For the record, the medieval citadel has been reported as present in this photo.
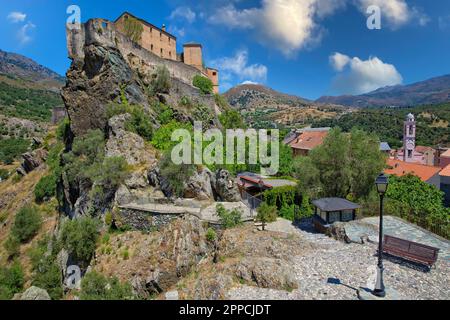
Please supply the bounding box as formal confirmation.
[67,12,219,94]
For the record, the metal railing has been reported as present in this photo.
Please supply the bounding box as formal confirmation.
[240,190,263,217]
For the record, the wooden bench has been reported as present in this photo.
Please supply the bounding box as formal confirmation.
[382,235,440,267]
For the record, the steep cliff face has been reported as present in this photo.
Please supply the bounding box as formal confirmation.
[62,19,220,137]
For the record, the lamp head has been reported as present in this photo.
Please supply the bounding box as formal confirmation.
[375,173,389,195]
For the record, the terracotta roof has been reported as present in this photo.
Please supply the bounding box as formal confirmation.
[385,159,441,182]
[415,146,435,154]
[289,130,328,151]
[439,164,450,177]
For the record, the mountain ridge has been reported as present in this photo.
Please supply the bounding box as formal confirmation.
[316,74,450,107]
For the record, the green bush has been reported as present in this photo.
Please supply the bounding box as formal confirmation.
[159,151,195,197]
[56,117,71,143]
[80,271,135,300]
[27,236,63,300]
[216,204,242,229]
[0,169,9,181]
[256,203,278,230]
[219,109,246,129]
[34,174,57,202]
[107,104,153,140]
[0,137,29,164]
[151,120,192,151]
[4,236,20,258]
[11,206,42,243]
[156,104,174,125]
[60,216,100,264]
[0,261,24,300]
[193,75,213,94]
[206,228,217,242]
[150,66,171,94]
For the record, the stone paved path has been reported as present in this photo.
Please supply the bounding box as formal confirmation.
[226,218,450,300]
[361,216,450,261]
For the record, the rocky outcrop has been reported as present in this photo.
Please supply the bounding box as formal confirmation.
[17,148,48,176]
[183,167,214,201]
[14,286,51,300]
[106,114,157,166]
[62,41,150,136]
[212,169,241,202]
[235,257,297,291]
[93,215,208,298]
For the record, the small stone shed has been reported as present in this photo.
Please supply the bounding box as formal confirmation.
[312,198,360,233]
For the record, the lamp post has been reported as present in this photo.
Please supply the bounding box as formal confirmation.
[374,173,389,297]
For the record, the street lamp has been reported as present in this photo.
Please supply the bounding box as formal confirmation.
[374,173,389,297]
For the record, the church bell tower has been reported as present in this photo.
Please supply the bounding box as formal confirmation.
[403,113,416,163]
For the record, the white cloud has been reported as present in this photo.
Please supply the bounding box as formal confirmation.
[330,52,351,71]
[439,15,450,30]
[18,22,36,44]
[211,50,268,82]
[169,6,196,23]
[7,11,26,23]
[208,0,345,56]
[168,25,186,38]
[356,0,428,28]
[329,53,403,95]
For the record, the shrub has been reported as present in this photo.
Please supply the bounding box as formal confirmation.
[151,120,192,151]
[193,75,213,94]
[80,271,135,300]
[219,109,246,129]
[256,203,278,231]
[278,205,296,221]
[34,174,57,202]
[11,206,42,243]
[216,204,242,229]
[298,195,314,219]
[56,117,71,143]
[156,104,174,125]
[4,236,20,258]
[0,169,9,181]
[28,236,63,300]
[60,216,100,264]
[0,138,29,164]
[150,66,171,94]
[104,211,113,227]
[159,151,196,197]
[0,261,24,300]
[125,106,153,140]
[205,228,217,242]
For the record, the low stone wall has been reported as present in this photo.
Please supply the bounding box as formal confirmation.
[118,208,180,232]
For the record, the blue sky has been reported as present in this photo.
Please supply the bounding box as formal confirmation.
[1,0,450,99]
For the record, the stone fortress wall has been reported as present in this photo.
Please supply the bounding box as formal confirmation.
[67,16,219,93]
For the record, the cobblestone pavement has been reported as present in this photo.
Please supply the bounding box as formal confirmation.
[226,218,450,300]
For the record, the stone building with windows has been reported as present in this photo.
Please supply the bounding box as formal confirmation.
[114,12,219,93]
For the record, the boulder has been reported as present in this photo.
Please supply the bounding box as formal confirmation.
[183,167,214,201]
[234,257,297,291]
[17,148,48,175]
[15,286,51,300]
[212,169,241,202]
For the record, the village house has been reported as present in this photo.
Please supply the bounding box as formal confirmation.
[283,128,330,156]
[114,12,219,93]
[385,158,442,188]
[439,165,450,207]
[438,148,450,169]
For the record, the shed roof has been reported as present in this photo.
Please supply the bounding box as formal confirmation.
[380,142,391,152]
[312,198,361,212]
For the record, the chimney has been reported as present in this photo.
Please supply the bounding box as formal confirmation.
[162,24,166,32]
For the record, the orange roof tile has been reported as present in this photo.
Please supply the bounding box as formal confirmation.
[385,159,441,182]
[289,131,328,151]
[439,164,450,177]
[415,146,435,154]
